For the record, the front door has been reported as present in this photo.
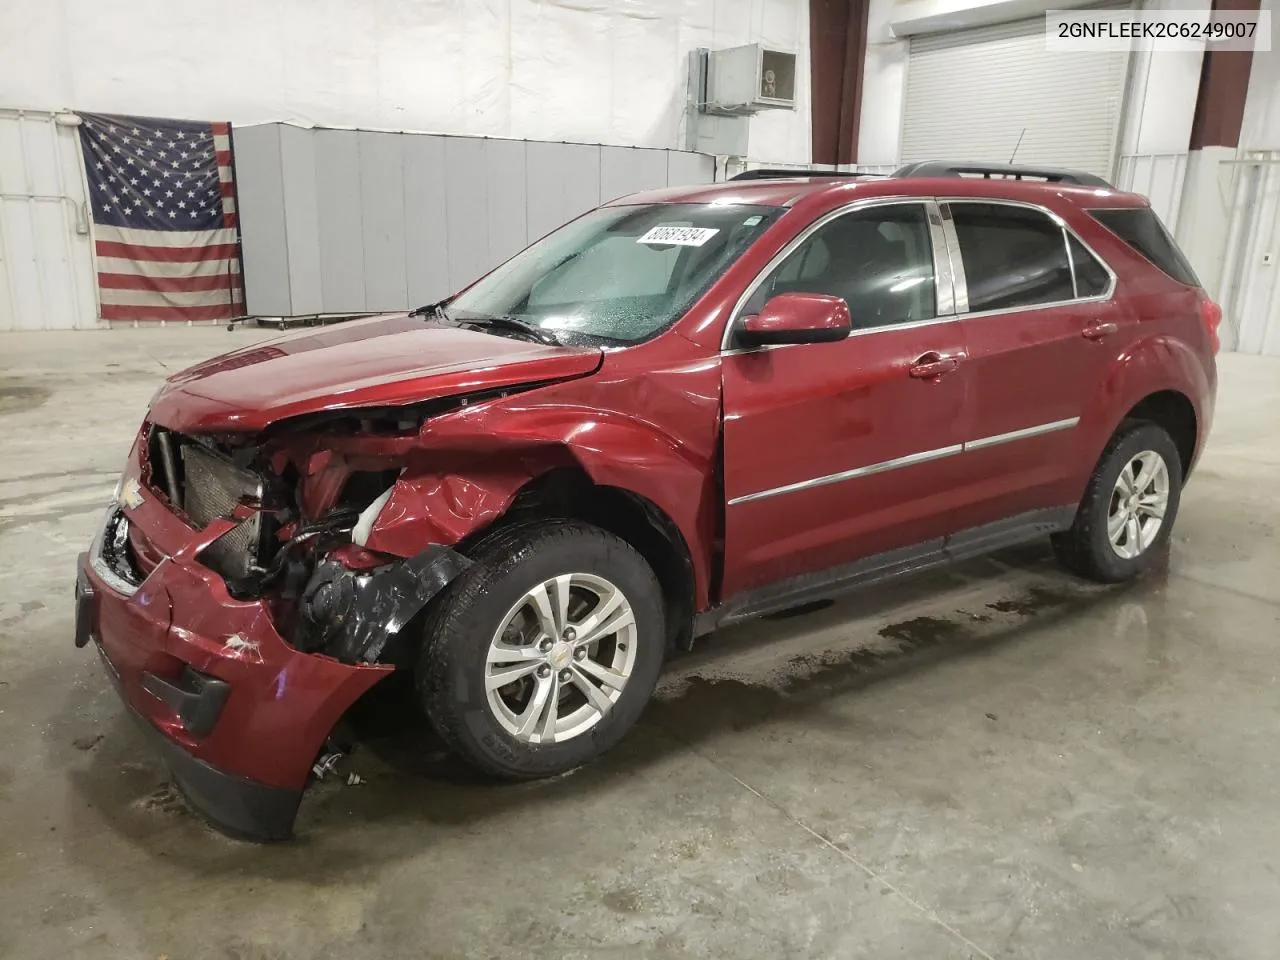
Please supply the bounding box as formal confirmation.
[720,200,970,598]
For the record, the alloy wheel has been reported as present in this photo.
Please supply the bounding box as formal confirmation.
[484,573,637,744]
[1107,449,1170,560]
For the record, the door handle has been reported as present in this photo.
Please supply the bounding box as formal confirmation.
[909,352,961,379]
[1082,320,1118,340]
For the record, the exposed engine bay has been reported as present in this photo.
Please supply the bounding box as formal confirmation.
[133,401,481,666]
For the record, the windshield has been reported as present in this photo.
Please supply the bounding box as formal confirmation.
[445,202,782,344]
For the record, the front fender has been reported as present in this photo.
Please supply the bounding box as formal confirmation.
[360,404,716,607]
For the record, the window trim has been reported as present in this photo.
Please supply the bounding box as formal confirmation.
[939,198,1117,319]
[720,197,955,353]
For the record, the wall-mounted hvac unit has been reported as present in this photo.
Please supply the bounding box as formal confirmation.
[699,44,797,116]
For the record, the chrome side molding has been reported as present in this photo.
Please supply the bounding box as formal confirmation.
[729,417,1081,506]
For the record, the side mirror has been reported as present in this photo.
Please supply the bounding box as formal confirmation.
[738,292,851,347]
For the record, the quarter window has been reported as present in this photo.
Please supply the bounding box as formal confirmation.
[742,204,937,331]
[1090,207,1199,286]
[949,203,1074,312]
[1068,235,1110,298]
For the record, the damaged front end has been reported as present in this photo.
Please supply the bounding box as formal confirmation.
[144,401,474,667]
[76,402,482,841]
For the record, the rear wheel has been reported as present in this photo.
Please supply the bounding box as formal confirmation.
[417,521,665,779]
[1053,421,1183,583]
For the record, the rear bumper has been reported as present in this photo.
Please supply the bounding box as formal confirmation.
[75,498,391,841]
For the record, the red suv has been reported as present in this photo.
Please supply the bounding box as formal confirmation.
[76,162,1219,840]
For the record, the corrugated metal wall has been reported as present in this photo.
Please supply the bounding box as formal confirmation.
[1115,153,1188,235]
[1217,153,1280,356]
[0,110,100,331]
[900,14,1130,182]
[234,125,717,317]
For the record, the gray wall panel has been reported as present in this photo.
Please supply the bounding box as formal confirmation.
[561,144,603,232]
[600,146,668,203]
[236,124,715,316]
[666,149,715,188]
[232,124,290,316]
[524,140,564,245]
[278,125,322,315]
[403,134,450,306]
[526,141,601,244]
[314,130,366,312]
[484,138,527,268]
[443,136,490,292]
[358,131,409,311]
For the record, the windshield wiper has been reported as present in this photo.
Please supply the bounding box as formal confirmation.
[461,315,561,346]
[409,297,452,320]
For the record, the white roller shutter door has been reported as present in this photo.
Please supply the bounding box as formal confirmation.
[900,12,1130,180]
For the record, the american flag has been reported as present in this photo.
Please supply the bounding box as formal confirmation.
[78,112,243,323]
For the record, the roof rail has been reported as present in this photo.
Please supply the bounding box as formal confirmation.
[893,160,1112,188]
[728,168,887,182]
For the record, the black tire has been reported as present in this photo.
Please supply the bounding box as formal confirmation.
[416,520,665,780]
[1052,420,1183,583]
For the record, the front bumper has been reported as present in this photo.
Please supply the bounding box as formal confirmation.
[76,495,392,841]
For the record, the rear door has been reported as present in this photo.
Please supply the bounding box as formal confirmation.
[719,200,970,597]
[943,200,1130,529]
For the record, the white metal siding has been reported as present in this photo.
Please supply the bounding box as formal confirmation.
[1116,153,1188,233]
[901,15,1130,180]
[1218,153,1280,356]
[0,110,100,331]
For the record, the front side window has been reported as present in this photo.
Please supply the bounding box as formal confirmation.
[949,203,1074,312]
[741,203,938,330]
[446,203,782,344]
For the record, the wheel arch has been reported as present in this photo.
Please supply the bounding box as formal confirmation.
[1079,334,1213,487]
[1120,389,1198,479]
[465,467,698,651]
[361,403,717,615]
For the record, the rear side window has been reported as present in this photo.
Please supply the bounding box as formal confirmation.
[948,203,1074,311]
[1068,235,1110,297]
[1090,207,1199,286]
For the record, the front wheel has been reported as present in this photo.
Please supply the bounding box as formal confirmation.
[417,521,665,780]
[1053,421,1183,583]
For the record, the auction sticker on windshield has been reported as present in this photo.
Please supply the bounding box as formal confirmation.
[637,225,720,246]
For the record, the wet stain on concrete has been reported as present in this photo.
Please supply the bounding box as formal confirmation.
[643,575,1118,753]
[0,380,51,417]
[39,892,97,928]
[601,885,645,914]
[134,782,195,819]
[877,615,969,646]
[986,585,1073,616]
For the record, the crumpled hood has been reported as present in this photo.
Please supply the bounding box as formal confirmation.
[147,313,603,433]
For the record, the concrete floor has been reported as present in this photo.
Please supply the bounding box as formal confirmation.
[1,327,1278,959]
